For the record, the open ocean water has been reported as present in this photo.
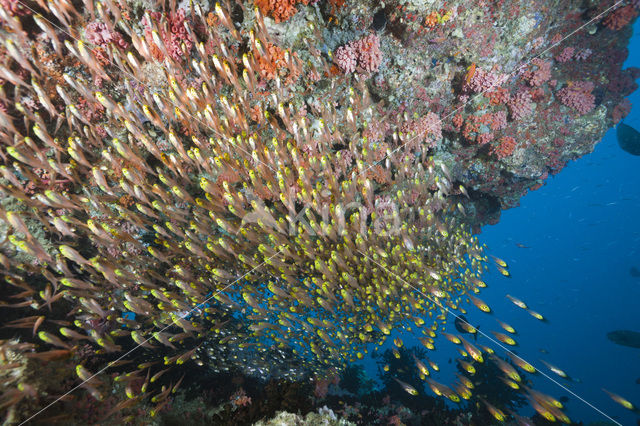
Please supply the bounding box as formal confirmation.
[359,18,640,426]
[479,19,640,425]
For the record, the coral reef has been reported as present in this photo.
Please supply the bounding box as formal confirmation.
[0,0,638,423]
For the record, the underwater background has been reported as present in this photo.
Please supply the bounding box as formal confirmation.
[1,0,640,425]
[478,22,640,425]
[353,20,640,425]
[358,49,640,421]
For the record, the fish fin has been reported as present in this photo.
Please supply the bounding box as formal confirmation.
[473,325,480,341]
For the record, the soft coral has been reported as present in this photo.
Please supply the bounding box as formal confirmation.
[254,0,311,23]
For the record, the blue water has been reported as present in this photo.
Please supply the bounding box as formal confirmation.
[357,20,640,425]
[477,23,640,424]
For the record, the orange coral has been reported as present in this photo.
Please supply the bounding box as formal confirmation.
[424,11,439,27]
[486,87,509,106]
[255,42,301,86]
[493,136,517,159]
[254,0,310,23]
[118,195,135,208]
[328,0,345,17]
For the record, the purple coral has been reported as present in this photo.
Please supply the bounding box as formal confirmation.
[612,98,632,124]
[555,47,575,63]
[574,49,592,61]
[603,5,638,30]
[557,81,595,115]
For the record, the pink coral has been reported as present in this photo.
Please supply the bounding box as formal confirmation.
[85,21,128,49]
[555,47,575,63]
[487,87,510,105]
[334,34,383,74]
[508,90,534,120]
[401,112,442,148]
[334,44,357,74]
[142,9,193,62]
[355,34,383,73]
[464,67,509,94]
[557,81,595,115]
[490,110,508,131]
[522,58,552,87]
[477,132,494,145]
[363,119,389,143]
